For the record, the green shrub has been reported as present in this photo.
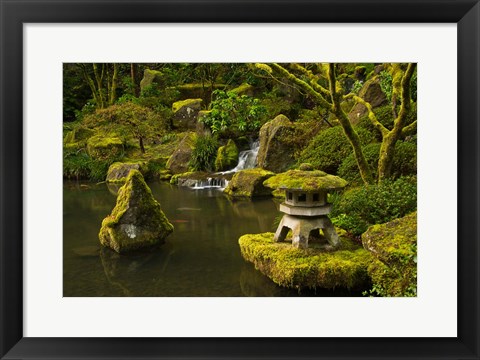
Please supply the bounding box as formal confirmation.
[201,90,267,135]
[63,148,119,182]
[338,141,417,184]
[297,126,376,174]
[356,102,416,141]
[189,135,219,171]
[331,176,417,236]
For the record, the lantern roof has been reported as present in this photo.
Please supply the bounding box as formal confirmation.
[263,170,348,192]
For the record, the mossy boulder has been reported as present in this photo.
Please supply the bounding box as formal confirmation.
[362,212,417,296]
[348,77,388,124]
[230,83,255,97]
[172,98,203,130]
[239,232,372,290]
[170,171,208,187]
[106,162,142,183]
[263,169,348,192]
[224,168,274,198]
[87,135,124,160]
[257,114,298,173]
[140,69,164,92]
[166,132,197,174]
[64,125,94,144]
[215,139,239,172]
[99,170,173,253]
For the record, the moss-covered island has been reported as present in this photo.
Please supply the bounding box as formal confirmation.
[239,232,372,290]
[99,170,174,253]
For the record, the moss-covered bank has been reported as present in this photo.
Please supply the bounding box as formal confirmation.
[362,212,417,296]
[239,232,372,290]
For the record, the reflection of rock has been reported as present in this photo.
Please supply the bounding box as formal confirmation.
[99,246,175,297]
[99,170,174,253]
[106,182,123,196]
[239,262,292,296]
[72,245,100,257]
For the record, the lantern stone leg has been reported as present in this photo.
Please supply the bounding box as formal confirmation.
[321,217,340,248]
[273,214,341,250]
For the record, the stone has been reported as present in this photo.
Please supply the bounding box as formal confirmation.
[86,134,124,160]
[172,98,203,130]
[106,162,141,182]
[362,212,417,296]
[224,168,274,198]
[238,232,372,290]
[274,214,340,249]
[140,69,164,92]
[256,114,297,172]
[348,77,388,124]
[215,139,239,172]
[99,170,173,253]
[229,83,255,97]
[166,132,196,174]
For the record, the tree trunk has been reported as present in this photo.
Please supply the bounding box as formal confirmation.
[130,63,140,97]
[139,137,145,154]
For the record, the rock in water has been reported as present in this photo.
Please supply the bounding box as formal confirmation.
[99,170,174,253]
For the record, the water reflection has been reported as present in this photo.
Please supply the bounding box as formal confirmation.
[63,180,352,297]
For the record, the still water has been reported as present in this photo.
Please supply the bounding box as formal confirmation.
[63,181,353,297]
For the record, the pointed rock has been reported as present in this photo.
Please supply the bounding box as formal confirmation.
[99,170,173,253]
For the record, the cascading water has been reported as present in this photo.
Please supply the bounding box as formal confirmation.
[220,139,260,174]
[190,139,260,190]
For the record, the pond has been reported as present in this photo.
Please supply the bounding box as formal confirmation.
[63,180,356,297]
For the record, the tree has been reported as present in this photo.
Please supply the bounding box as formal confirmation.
[79,63,120,109]
[256,62,416,184]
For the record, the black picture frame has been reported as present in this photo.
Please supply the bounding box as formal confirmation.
[1,1,479,359]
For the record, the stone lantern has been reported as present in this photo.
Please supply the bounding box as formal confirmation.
[263,169,348,249]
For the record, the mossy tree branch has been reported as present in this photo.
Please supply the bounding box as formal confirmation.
[344,93,389,137]
[377,63,417,181]
[268,63,332,109]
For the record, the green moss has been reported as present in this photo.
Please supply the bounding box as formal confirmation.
[172,98,203,113]
[105,162,143,183]
[87,134,124,160]
[239,233,372,290]
[263,170,348,192]
[215,139,239,171]
[99,170,174,253]
[224,168,274,198]
[362,212,417,297]
[297,126,376,174]
[338,142,417,185]
[229,83,254,96]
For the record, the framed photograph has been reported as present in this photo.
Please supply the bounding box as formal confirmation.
[1,0,479,359]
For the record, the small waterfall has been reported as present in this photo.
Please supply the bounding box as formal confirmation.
[220,139,260,175]
[189,139,259,190]
[192,177,229,190]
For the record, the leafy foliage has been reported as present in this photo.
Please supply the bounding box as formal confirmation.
[297,126,377,174]
[189,135,219,171]
[201,90,267,135]
[331,176,417,236]
[338,141,417,184]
